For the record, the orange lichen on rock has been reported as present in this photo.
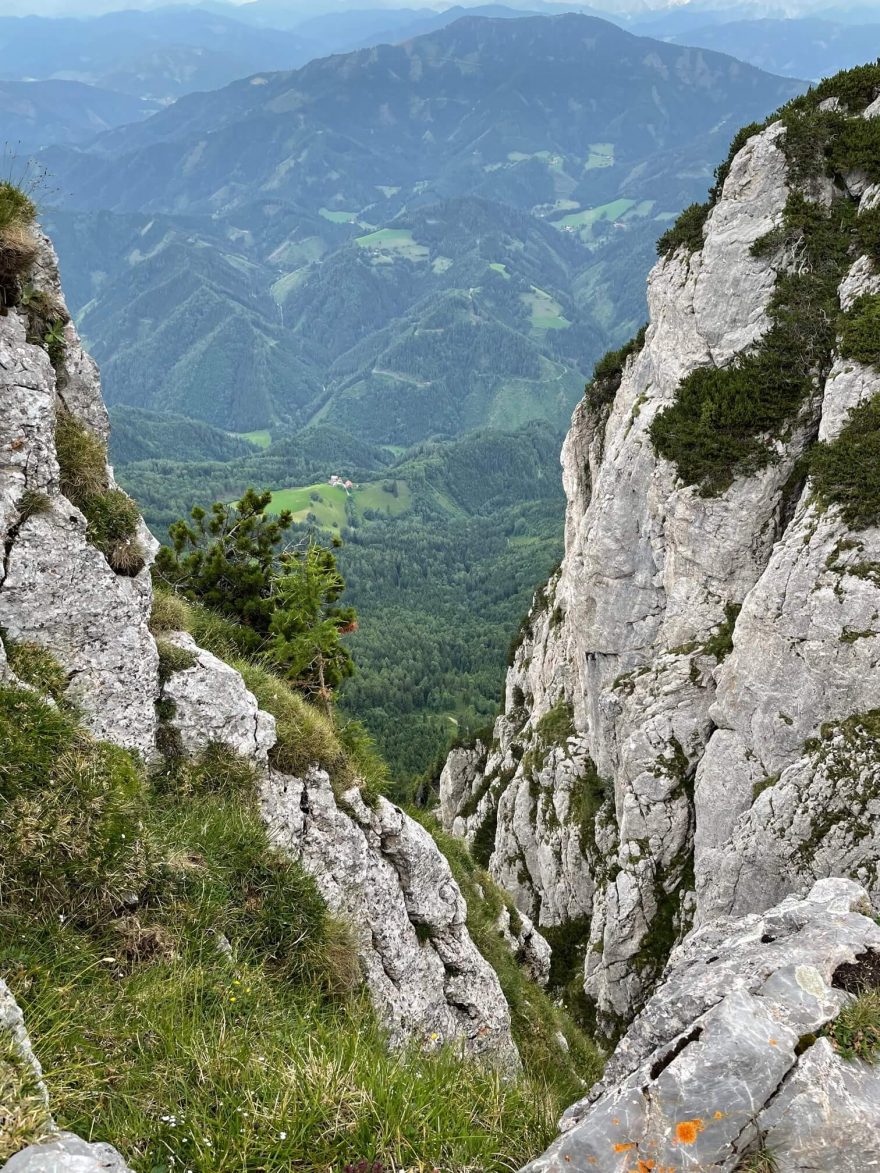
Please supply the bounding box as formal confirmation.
[674,1118,704,1145]
[713,1111,727,1120]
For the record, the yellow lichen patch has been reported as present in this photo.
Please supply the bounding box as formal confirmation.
[713,1110,727,1120]
[674,1118,704,1145]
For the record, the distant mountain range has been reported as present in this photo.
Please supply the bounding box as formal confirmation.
[663,16,880,80]
[44,13,802,439]
[0,8,316,101]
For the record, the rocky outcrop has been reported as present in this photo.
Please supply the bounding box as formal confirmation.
[3,1134,135,1173]
[441,90,880,1038]
[0,234,158,757]
[261,766,519,1066]
[161,631,276,763]
[522,879,880,1173]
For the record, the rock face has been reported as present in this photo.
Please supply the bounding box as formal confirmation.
[440,98,880,1038]
[162,632,276,763]
[521,879,880,1173]
[0,234,158,757]
[3,1134,135,1173]
[261,766,519,1066]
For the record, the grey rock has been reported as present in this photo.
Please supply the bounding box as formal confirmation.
[441,120,800,1030]
[496,904,552,987]
[521,879,880,1173]
[0,980,49,1113]
[0,508,158,757]
[0,232,159,757]
[2,1134,133,1173]
[261,766,519,1067]
[162,631,276,764]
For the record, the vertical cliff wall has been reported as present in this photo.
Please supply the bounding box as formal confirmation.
[441,70,880,1038]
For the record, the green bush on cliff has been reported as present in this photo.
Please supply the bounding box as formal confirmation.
[810,393,880,529]
[839,294,880,368]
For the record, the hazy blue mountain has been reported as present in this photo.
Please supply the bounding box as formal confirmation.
[42,14,801,439]
[0,79,152,152]
[0,8,317,101]
[665,17,880,80]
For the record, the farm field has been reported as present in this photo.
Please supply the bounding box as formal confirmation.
[266,478,412,530]
[355,228,429,262]
[522,285,570,330]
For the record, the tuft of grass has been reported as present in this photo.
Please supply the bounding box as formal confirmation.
[2,636,67,703]
[155,638,196,686]
[55,411,106,503]
[148,586,192,635]
[0,693,560,1172]
[825,987,880,1063]
[0,182,35,234]
[810,393,880,529]
[235,659,352,788]
[736,1143,780,1172]
[0,1033,52,1162]
[54,413,145,576]
[15,489,51,524]
[702,603,742,661]
[0,182,37,307]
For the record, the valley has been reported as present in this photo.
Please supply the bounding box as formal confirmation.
[34,11,805,780]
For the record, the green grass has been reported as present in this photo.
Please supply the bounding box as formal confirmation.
[264,480,412,530]
[234,429,272,449]
[825,988,880,1063]
[522,287,570,331]
[552,199,636,239]
[55,412,145,575]
[583,143,614,171]
[354,228,428,262]
[0,677,569,1172]
[318,208,360,224]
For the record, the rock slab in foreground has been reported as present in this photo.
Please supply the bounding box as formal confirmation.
[262,766,519,1067]
[521,878,880,1173]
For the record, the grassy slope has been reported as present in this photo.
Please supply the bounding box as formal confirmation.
[266,480,412,529]
[0,601,602,1171]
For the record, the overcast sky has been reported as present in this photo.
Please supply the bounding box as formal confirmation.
[1,0,880,19]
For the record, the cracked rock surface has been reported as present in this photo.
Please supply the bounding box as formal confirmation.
[162,631,276,764]
[521,879,880,1173]
[0,233,158,757]
[261,766,519,1066]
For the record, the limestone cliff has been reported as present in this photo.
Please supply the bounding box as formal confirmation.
[441,70,880,1042]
